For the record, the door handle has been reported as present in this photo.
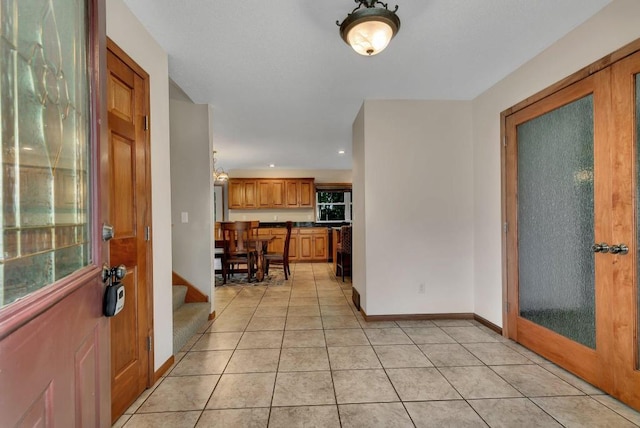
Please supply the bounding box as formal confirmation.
[592,243,609,253]
[609,244,629,255]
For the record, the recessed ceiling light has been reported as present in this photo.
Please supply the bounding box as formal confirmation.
[23,146,33,151]
[269,164,275,168]
[338,150,345,155]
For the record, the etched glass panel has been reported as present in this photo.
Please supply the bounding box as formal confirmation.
[517,95,596,349]
[0,0,90,307]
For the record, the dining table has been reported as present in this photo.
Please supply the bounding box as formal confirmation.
[215,235,275,282]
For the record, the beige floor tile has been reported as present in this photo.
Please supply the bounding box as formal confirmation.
[439,366,522,399]
[191,332,242,351]
[405,401,488,428]
[112,414,130,428]
[441,327,500,343]
[463,343,532,365]
[246,316,286,331]
[195,408,269,428]
[532,396,638,427]
[207,372,276,409]
[124,377,162,414]
[395,320,436,328]
[502,341,550,364]
[269,405,340,428]
[272,371,336,406]
[317,290,345,298]
[319,297,349,305]
[287,305,321,316]
[328,345,382,370]
[324,329,369,347]
[322,315,361,329]
[290,290,318,298]
[279,347,330,371]
[402,327,456,344]
[197,320,214,334]
[592,395,640,425]
[374,345,433,368]
[237,331,284,349]
[339,403,414,428]
[419,343,483,367]
[179,334,202,352]
[282,329,326,348]
[539,363,603,395]
[252,306,288,317]
[169,350,232,376]
[332,369,399,404]
[139,375,220,412]
[123,411,201,428]
[492,365,583,397]
[320,305,355,316]
[469,398,561,427]
[364,328,412,345]
[386,367,461,401]
[285,315,323,330]
[289,297,319,306]
[432,319,475,327]
[257,298,290,308]
[208,318,250,333]
[358,320,399,329]
[225,348,280,373]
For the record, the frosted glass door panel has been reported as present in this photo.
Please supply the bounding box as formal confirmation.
[0,0,90,307]
[517,95,596,349]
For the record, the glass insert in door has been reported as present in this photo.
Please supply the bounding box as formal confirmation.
[517,95,596,348]
[0,0,91,307]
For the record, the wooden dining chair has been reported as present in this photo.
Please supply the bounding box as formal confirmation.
[220,221,255,284]
[265,221,293,280]
[336,225,352,282]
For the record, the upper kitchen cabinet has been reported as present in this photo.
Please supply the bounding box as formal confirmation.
[228,179,257,209]
[258,180,285,208]
[230,178,314,209]
[285,179,314,208]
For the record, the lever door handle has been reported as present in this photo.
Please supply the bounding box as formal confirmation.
[592,243,609,253]
[609,244,629,255]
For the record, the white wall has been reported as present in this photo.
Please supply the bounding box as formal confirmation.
[354,100,474,315]
[227,169,352,223]
[352,106,366,306]
[106,0,173,370]
[170,100,213,308]
[471,0,640,326]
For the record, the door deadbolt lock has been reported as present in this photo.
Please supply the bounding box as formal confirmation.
[592,243,609,253]
[102,264,127,283]
[609,244,629,255]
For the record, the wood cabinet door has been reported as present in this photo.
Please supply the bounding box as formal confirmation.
[299,235,313,260]
[258,181,272,208]
[285,180,299,207]
[243,181,257,208]
[272,180,285,208]
[228,180,244,209]
[299,179,314,208]
[313,233,327,259]
[289,234,299,261]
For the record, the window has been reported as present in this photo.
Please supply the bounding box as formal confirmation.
[316,190,352,223]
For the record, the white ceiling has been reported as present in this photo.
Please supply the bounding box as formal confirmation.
[121,0,611,171]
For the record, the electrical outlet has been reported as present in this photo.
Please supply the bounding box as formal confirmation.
[274,215,278,220]
[418,283,426,294]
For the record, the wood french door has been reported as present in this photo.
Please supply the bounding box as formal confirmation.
[106,40,153,422]
[0,0,111,425]
[504,45,640,410]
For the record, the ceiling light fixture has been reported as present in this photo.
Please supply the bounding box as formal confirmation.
[337,0,401,56]
[269,164,275,168]
[213,150,229,182]
[338,150,346,155]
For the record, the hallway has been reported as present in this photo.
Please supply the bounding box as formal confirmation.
[114,264,640,427]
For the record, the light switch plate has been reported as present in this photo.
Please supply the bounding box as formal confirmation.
[181,212,188,223]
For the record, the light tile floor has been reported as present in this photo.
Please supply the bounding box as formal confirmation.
[114,263,640,427]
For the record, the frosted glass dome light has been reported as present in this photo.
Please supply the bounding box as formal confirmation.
[338,1,400,56]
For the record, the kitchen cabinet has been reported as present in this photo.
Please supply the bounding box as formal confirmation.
[228,179,257,209]
[230,178,314,209]
[257,227,327,262]
[258,180,285,208]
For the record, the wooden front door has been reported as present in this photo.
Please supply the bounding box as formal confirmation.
[107,40,153,422]
[0,0,111,425]
[504,46,640,410]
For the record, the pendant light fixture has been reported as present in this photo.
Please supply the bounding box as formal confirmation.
[213,151,229,182]
[337,0,401,56]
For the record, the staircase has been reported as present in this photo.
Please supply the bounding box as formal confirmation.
[172,285,210,353]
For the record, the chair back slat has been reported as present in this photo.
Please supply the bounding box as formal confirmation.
[340,225,352,254]
[221,221,252,255]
